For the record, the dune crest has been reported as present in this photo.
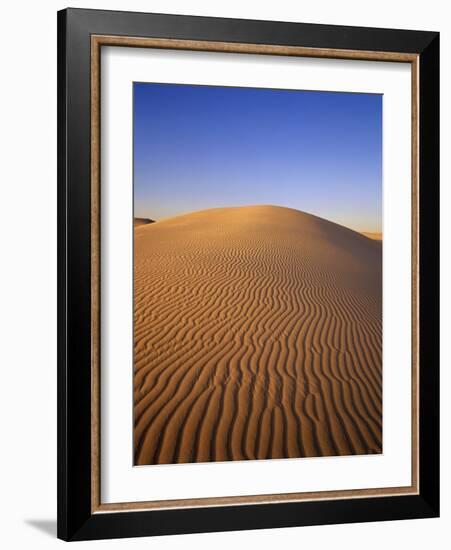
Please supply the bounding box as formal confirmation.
[134,205,382,465]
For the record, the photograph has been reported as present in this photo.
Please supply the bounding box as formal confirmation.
[132,82,383,466]
[53,5,440,542]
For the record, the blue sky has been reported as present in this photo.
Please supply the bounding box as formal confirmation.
[134,83,382,232]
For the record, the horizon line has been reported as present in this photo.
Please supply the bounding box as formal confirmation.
[134,204,383,236]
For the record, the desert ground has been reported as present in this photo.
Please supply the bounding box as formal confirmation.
[134,205,382,465]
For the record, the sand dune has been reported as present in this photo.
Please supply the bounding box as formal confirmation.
[134,205,382,465]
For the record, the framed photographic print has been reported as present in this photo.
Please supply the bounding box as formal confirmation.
[57,8,439,541]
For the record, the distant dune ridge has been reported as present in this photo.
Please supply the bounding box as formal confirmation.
[362,232,382,241]
[134,205,382,465]
[134,217,154,227]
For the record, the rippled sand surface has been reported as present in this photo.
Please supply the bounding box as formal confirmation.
[134,206,382,465]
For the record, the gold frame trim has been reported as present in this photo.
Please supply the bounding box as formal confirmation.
[90,35,420,514]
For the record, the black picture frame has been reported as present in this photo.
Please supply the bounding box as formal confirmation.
[57,7,439,541]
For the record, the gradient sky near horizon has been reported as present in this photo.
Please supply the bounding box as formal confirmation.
[134,83,382,232]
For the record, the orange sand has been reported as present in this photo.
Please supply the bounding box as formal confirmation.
[134,206,382,465]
